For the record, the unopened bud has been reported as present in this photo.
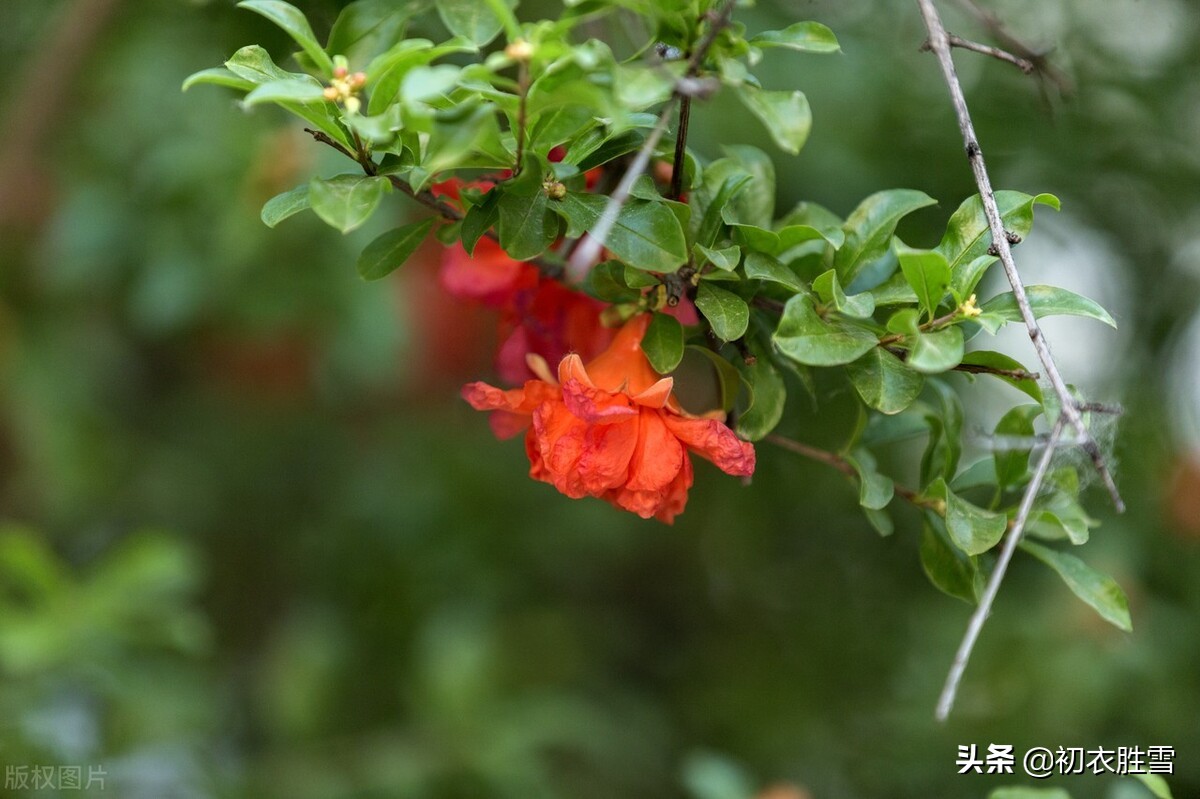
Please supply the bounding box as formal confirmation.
[543,180,567,200]
[505,39,534,62]
[350,71,367,88]
[344,96,361,115]
[333,64,348,79]
[959,293,981,318]
[323,86,340,101]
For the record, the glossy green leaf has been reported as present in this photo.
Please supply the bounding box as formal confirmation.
[238,1,334,75]
[586,261,639,303]
[750,21,841,54]
[744,252,804,292]
[938,191,1060,296]
[1021,541,1132,632]
[813,269,875,318]
[922,379,963,482]
[835,189,937,287]
[898,247,951,321]
[552,193,688,273]
[696,284,749,342]
[927,478,1007,556]
[737,88,812,155]
[182,67,255,93]
[498,187,556,261]
[641,312,685,374]
[959,350,1043,402]
[736,360,785,441]
[847,449,894,510]
[980,285,1117,329]
[712,146,775,227]
[695,244,741,272]
[308,175,389,234]
[357,217,434,280]
[773,295,878,366]
[225,46,353,149]
[326,0,419,68]
[993,405,1041,488]
[908,327,964,374]
[436,0,514,46]
[243,78,327,106]
[260,185,311,228]
[460,188,500,254]
[847,348,924,415]
[920,516,981,604]
[869,271,919,306]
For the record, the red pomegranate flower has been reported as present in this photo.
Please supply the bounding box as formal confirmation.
[462,314,755,523]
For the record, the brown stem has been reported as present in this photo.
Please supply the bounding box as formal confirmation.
[670,95,691,200]
[922,33,1034,74]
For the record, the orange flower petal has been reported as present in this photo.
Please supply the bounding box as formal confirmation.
[663,415,756,477]
[561,379,638,425]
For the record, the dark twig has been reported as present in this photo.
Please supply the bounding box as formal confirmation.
[955,0,1073,96]
[936,415,1066,720]
[922,33,1034,74]
[670,95,692,200]
[566,0,736,282]
[766,435,928,508]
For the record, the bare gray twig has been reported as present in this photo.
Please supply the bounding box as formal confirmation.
[925,33,1034,73]
[565,0,736,282]
[936,415,1066,720]
[916,0,1124,722]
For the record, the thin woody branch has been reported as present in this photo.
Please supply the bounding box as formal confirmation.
[303,128,565,279]
[766,434,929,509]
[935,414,1066,720]
[921,33,1034,74]
[915,0,1124,721]
[955,0,1072,95]
[566,0,735,282]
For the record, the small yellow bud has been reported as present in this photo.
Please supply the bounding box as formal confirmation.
[543,180,567,200]
[505,39,534,62]
[344,95,361,115]
[960,293,981,318]
[323,86,340,101]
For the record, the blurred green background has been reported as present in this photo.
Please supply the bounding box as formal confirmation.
[1,0,1198,797]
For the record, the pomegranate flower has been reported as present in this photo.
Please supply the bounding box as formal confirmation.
[462,314,755,523]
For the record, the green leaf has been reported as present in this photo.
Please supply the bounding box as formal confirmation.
[641,313,684,373]
[243,78,327,106]
[993,405,1041,488]
[260,185,311,228]
[687,347,741,413]
[357,217,434,280]
[238,0,335,76]
[737,88,812,155]
[1021,541,1133,632]
[1133,774,1174,799]
[813,269,875,318]
[744,252,804,292]
[713,146,775,226]
[835,189,937,287]
[921,380,963,482]
[927,479,1007,556]
[897,247,951,321]
[736,359,785,441]
[695,284,749,342]
[308,175,389,233]
[182,67,255,93]
[225,46,353,149]
[694,174,752,246]
[750,21,841,54]
[979,285,1117,329]
[773,295,878,367]
[920,516,981,604]
[988,789,1072,799]
[959,350,1043,402]
[552,193,688,273]
[847,348,924,415]
[436,0,514,46]
[585,261,639,303]
[847,449,894,510]
[695,244,741,272]
[498,188,556,261]
[326,0,419,68]
[908,327,964,374]
[937,192,1060,296]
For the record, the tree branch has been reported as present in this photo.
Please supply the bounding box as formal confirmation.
[766,434,929,509]
[565,0,736,282]
[670,95,691,200]
[935,414,1066,721]
[955,0,1073,96]
[922,33,1034,74]
[915,0,1123,515]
